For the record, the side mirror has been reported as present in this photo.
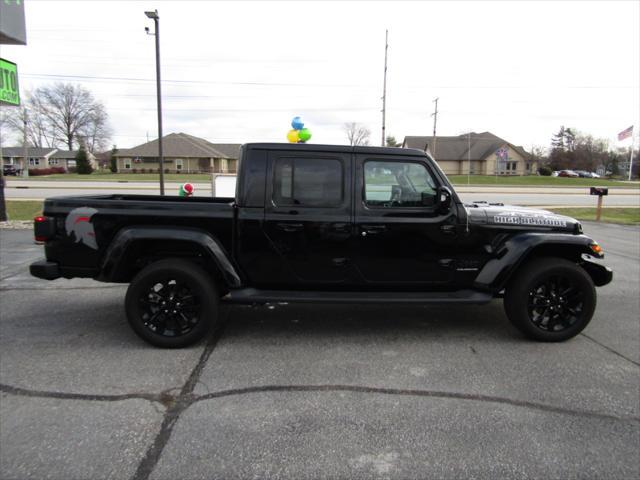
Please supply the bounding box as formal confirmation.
[437,186,452,211]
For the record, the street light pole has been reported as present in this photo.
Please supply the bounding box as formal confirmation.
[145,9,164,195]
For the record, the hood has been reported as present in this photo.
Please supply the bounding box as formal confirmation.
[465,202,580,233]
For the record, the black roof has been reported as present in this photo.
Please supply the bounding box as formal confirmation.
[244,143,427,157]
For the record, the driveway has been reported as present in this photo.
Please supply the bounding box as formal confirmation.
[1,223,638,479]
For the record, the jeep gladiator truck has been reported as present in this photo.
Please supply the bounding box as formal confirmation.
[30,143,613,347]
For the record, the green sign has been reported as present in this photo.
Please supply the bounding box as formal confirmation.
[0,58,20,106]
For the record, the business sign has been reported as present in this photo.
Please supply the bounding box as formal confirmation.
[0,58,20,106]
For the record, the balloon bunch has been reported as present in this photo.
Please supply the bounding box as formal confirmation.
[179,182,194,197]
[287,116,312,143]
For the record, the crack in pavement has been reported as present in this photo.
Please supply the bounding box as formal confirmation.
[131,320,228,480]
[580,332,640,367]
[0,383,172,406]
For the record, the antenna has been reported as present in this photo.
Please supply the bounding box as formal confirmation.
[381,29,388,147]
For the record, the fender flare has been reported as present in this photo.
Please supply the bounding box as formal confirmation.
[473,232,601,292]
[98,226,243,287]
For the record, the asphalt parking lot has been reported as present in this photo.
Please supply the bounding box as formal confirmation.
[1,222,638,480]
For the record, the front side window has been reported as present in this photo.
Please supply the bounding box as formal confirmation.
[29,158,40,166]
[274,157,343,207]
[175,159,184,171]
[124,159,131,170]
[364,160,437,208]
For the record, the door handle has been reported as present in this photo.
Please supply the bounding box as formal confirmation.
[360,225,387,236]
[276,222,303,232]
[331,223,351,233]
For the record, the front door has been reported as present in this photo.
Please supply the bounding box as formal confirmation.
[352,154,458,286]
[262,150,356,286]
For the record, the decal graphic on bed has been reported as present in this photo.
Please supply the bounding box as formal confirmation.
[65,207,99,249]
[493,211,567,227]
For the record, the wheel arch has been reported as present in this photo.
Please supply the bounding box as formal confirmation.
[474,233,602,292]
[98,226,243,290]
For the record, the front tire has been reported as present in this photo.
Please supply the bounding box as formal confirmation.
[125,259,219,348]
[504,257,596,342]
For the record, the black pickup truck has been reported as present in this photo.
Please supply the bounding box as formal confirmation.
[31,143,612,347]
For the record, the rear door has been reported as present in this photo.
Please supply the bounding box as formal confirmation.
[262,150,356,286]
[352,154,458,286]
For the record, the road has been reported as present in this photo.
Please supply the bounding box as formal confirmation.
[4,180,640,207]
[0,223,638,479]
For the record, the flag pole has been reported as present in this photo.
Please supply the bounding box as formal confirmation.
[629,129,635,181]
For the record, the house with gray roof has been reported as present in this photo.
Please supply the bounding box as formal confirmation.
[2,147,97,172]
[48,150,98,170]
[402,132,535,175]
[113,133,241,174]
[2,147,56,172]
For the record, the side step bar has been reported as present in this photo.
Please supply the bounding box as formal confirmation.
[223,288,494,305]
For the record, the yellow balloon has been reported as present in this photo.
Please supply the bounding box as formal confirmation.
[287,129,300,143]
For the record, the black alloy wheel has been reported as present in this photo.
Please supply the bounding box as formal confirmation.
[139,278,201,337]
[504,257,596,342]
[125,259,218,348]
[526,274,585,333]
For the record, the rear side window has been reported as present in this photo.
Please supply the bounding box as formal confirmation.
[274,157,343,207]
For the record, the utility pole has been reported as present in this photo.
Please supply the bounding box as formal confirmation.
[381,29,388,147]
[145,10,164,195]
[0,143,5,222]
[629,132,635,181]
[431,97,439,158]
[467,130,471,185]
[22,108,29,178]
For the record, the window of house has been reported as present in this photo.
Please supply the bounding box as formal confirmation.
[124,159,132,170]
[273,157,343,207]
[175,159,184,171]
[48,158,59,165]
[364,161,437,208]
[29,158,40,166]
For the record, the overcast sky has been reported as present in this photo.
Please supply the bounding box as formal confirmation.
[1,0,639,151]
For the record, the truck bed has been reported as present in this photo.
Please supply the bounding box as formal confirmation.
[41,194,236,277]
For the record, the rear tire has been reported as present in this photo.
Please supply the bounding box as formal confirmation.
[125,258,219,348]
[504,257,596,342]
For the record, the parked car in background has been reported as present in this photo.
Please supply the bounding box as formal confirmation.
[576,171,600,178]
[558,170,579,178]
[2,164,19,176]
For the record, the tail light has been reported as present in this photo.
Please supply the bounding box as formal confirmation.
[34,215,56,244]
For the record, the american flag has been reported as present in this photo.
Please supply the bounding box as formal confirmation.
[618,126,633,141]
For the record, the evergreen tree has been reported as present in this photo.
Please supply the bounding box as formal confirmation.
[385,136,401,147]
[109,145,118,173]
[76,146,93,174]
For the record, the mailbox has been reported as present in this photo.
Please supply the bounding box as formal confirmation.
[590,187,608,196]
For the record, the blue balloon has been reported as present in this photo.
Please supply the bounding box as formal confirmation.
[291,116,304,130]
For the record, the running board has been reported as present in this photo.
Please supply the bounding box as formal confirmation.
[222,288,493,305]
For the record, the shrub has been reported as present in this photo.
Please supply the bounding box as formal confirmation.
[164,168,170,174]
[76,147,93,174]
[132,168,138,174]
[538,166,553,176]
[68,167,77,173]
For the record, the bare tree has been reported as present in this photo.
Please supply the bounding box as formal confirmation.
[344,122,371,146]
[3,107,57,148]
[78,103,112,153]
[24,83,111,152]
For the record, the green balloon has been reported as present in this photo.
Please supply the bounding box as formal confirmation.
[298,128,312,142]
